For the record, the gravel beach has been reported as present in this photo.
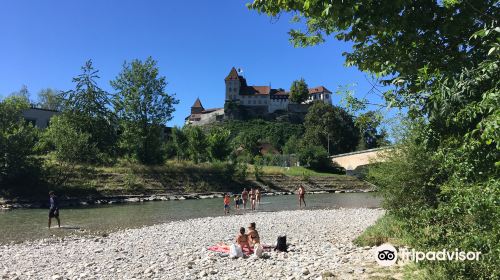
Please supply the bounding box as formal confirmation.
[0,208,384,280]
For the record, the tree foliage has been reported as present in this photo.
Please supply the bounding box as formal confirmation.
[0,97,39,192]
[184,126,207,164]
[171,126,189,161]
[355,111,389,150]
[304,102,359,155]
[10,85,31,104]
[206,127,232,161]
[62,60,117,160]
[248,0,498,114]
[111,57,178,164]
[289,78,309,103]
[42,115,98,164]
[37,88,64,111]
[249,2,499,278]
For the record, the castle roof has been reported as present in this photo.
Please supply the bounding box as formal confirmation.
[225,67,240,81]
[308,86,332,94]
[191,98,204,109]
[240,85,270,95]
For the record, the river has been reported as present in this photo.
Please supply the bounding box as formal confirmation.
[0,192,380,244]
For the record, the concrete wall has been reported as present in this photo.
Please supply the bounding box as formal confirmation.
[268,98,288,113]
[330,147,391,171]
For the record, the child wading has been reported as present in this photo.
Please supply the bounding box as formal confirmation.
[224,193,231,215]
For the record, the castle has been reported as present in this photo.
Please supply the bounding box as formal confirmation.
[186,67,332,125]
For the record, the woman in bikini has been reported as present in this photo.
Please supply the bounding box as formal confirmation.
[298,185,306,208]
[256,188,261,205]
[250,188,256,211]
[247,222,260,245]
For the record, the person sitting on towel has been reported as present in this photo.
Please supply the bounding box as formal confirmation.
[247,222,260,245]
[235,227,251,251]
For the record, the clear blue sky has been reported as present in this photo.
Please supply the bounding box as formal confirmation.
[0,0,392,127]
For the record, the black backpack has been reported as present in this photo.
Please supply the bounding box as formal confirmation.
[275,235,288,252]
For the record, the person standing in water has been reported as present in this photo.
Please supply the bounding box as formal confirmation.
[241,188,248,209]
[234,194,241,211]
[298,185,306,208]
[48,191,60,229]
[224,193,231,215]
[250,188,256,211]
[256,188,262,205]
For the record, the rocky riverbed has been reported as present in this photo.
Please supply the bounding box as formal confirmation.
[0,208,387,280]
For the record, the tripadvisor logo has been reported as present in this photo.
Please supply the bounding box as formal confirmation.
[375,243,398,266]
[375,243,482,266]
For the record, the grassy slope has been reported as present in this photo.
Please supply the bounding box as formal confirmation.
[46,160,370,198]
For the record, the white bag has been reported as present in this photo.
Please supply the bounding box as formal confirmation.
[254,244,263,258]
[229,244,243,258]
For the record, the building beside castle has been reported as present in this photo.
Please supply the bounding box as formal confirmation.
[186,67,332,125]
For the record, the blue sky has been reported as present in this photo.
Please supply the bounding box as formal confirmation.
[0,0,392,127]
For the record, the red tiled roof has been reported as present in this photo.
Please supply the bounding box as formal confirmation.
[308,86,332,94]
[192,98,204,108]
[240,85,270,95]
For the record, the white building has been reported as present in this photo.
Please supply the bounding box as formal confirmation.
[185,98,224,126]
[186,67,333,124]
[224,67,331,113]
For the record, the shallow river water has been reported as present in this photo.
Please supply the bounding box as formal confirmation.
[0,192,380,244]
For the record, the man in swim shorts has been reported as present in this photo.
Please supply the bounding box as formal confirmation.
[48,191,61,229]
[241,188,248,209]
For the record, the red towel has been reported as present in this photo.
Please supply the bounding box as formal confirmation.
[207,243,272,256]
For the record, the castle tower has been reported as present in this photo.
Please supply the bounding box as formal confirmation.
[224,67,241,102]
[191,98,204,114]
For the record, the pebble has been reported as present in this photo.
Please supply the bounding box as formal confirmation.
[0,209,383,279]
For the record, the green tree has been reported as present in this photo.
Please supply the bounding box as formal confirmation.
[248,0,497,113]
[233,130,260,156]
[304,102,359,155]
[184,126,207,164]
[10,85,31,104]
[248,1,499,278]
[289,78,309,103]
[111,57,178,164]
[253,155,264,180]
[37,88,64,111]
[42,115,97,164]
[63,60,117,160]
[171,126,189,161]
[297,144,330,171]
[0,96,39,193]
[206,127,232,161]
[355,111,389,150]
[283,135,300,155]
